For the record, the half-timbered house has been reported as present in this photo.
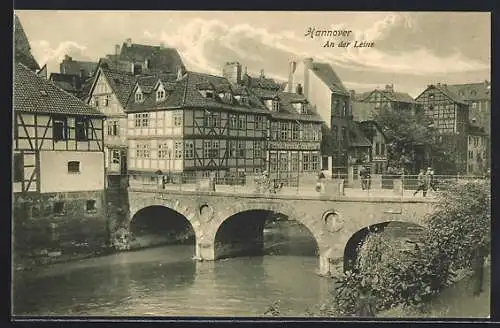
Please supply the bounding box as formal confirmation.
[86,67,137,187]
[415,83,470,174]
[13,62,106,221]
[125,68,271,187]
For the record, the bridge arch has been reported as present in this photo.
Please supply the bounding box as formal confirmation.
[343,221,427,273]
[209,201,326,260]
[129,205,198,251]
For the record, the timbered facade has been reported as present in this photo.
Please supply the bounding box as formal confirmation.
[13,63,106,221]
[415,83,470,174]
[87,67,136,186]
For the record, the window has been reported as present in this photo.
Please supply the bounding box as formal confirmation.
[205,91,214,99]
[53,201,65,215]
[332,126,338,141]
[280,122,288,140]
[93,97,99,107]
[157,89,165,101]
[53,117,68,141]
[302,153,310,171]
[291,152,299,172]
[312,126,320,141]
[107,120,119,136]
[229,140,236,158]
[229,114,237,128]
[173,113,182,127]
[255,115,263,129]
[111,150,120,164]
[240,95,248,105]
[174,141,183,159]
[472,102,477,109]
[135,90,143,103]
[381,143,385,155]
[375,143,380,155]
[270,152,278,172]
[75,118,90,141]
[311,154,319,171]
[68,161,80,173]
[86,200,96,212]
[13,153,23,182]
[469,150,473,159]
[134,113,149,127]
[238,115,246,129]
[185,141,194,159]
[237,141,245,158]
[205,113,218,127]
[301,103,308,114]
[104,96,109,107]
[253,141,262,158]
[272,100,280,112]
[136,144,150,158]
[342,127,348,144]
[158,143,170,159]
[291,123,300,140]
[279,152,288,171]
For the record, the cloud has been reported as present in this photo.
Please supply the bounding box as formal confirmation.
[142,12,489,84]
[31,40,93,73]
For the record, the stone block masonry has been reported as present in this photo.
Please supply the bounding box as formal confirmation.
[13,190,108,269]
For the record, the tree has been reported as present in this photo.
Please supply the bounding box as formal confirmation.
[424,179,491,295]
[373,108,455,174]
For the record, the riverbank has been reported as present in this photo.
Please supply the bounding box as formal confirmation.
[378,265,491,318]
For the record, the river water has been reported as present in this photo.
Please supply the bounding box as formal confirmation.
[13,226,335,317]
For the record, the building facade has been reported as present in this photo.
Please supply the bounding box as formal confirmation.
[467,124,488,175]
[13,63,107,254]
[86,67,137,187]
[358,121,388,174]
[415,83,470,174]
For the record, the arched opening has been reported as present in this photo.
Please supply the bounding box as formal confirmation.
[129,205,195,251]
[214,209,319,260]
[343,221,426,273]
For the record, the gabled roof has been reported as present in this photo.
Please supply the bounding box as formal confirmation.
[241,73,282,90]
[416,84,468,105]
[357,89,416,104]
[446,82,491,101]
[60,56,98,77]
[14,15,40,71]
[14,63,104,117]
[310,62,349,95]
[119,43,184,73]
[90,68,137,108]
[348,121,372,148]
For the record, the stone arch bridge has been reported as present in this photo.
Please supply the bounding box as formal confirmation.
[124,188,436,276]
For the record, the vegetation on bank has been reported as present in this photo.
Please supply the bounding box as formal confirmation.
[265,179,491,317]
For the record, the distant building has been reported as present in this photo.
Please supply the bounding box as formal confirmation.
[99,39,184,75]
[13,63,105,219]
[467,123,488,175]
[86,67,137,187]
[358,120,388,175]
[287,57,371,182]
[447,81,491,135]
[415,83,470,174]
[14,14,40,71]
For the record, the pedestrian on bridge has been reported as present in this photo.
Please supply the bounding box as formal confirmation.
[413,169,428,197]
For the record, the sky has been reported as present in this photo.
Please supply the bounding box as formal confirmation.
[15,11,490,97]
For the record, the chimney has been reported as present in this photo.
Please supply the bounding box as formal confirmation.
[114,44,120,55]
[64,54,72,62]
[222,62,242,84]
[296,83,303,95]
[436,82,441,87]
[260,69,265,79]
[126,38,132,47]
[350,89,356,99]
[287,60,296,93]
[303,58,313,98]
[385,84,394,92]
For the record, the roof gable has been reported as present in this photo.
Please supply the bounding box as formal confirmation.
[14,63,104,117]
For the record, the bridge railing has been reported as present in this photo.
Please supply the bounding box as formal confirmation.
[125,172,489,198]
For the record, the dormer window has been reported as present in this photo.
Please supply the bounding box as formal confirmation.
[272,99,280,112]
[135,89,143,103]
[226,92,232,102]
[206,91,214,99]
[157,88,165,102]
[301,103,308,114]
